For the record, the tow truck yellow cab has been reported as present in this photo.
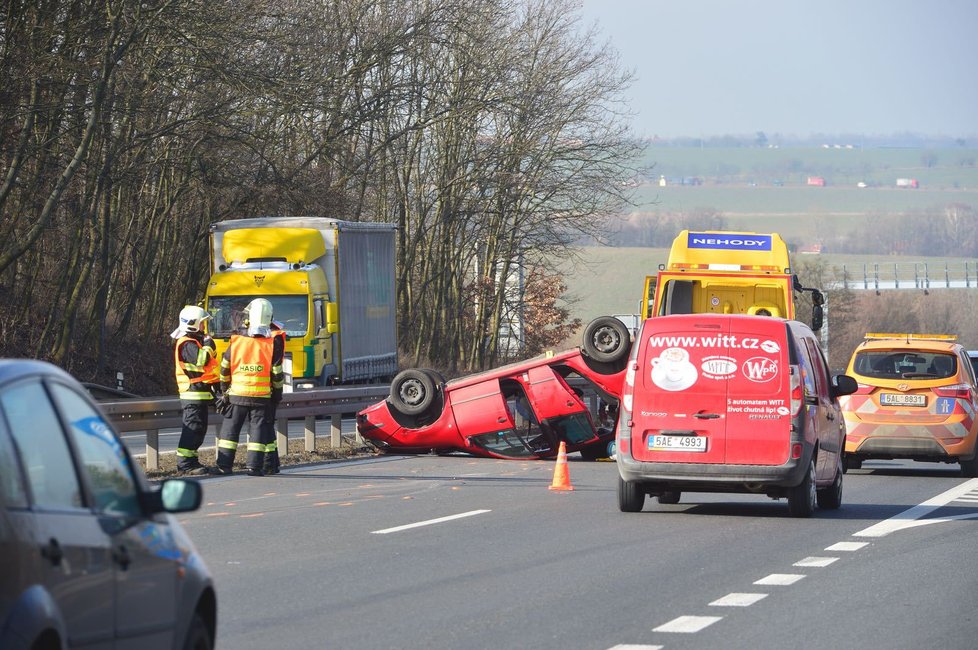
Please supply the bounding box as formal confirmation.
[641,230,823,331]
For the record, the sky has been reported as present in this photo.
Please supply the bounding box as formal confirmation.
[576,0,978,139]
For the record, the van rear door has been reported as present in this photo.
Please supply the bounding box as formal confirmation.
[630,315,731,463]
[724,317,791,465]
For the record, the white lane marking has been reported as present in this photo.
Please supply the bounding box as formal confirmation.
[854,478,978,538]
[710,592,768,607]
[794,556,839,567]
[754,573,805,586]
[371,509,491,534]
[653,616,723,633]
[826,541,868,551]
[606,645,663,650]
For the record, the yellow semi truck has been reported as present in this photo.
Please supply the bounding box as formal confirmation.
[640,230,824,329]
[205,217,398,388]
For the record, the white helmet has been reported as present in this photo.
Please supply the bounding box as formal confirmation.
[245,298,273,337]
[170,305,210,339]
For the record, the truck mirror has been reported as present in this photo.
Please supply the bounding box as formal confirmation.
[811,290,824,306]
[811,305,824,331]
[325,301,339,333]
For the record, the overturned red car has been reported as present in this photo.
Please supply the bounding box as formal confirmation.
[356,317,632,459]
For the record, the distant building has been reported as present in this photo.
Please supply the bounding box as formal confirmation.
[806,176,826,187]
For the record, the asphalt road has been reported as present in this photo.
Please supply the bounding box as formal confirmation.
[176,455,978,650]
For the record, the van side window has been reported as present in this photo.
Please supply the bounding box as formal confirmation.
[0,380,84,511]
[49,383,141,518]
[795,341,817,397]
[0,415,28,508]
[804,338,831,399]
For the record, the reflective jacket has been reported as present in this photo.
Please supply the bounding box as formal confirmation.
[220,334,284,402]
[174,335,219,401]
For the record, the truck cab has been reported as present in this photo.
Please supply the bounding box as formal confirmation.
[641,230,824,331]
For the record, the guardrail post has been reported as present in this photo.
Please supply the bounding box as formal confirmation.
[304,416,316,452]
[331,414,342,448]
[146,429,160,470]
[276,417,288,457]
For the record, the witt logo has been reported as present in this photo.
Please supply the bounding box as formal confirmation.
[743,357,778,383]
[254,275,265,287]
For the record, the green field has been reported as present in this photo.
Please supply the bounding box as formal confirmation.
[637,145,978,189]
[626,146,978,243]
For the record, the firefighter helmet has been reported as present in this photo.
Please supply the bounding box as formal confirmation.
[245,298,273,337]
[171,305,211,339]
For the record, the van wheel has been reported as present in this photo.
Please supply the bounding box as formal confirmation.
[657,491,681,504]
[618,476,645,512]
[182,613,213,650]
[787,460,816,518]
[583,316,631,364]
[842,454,861,472]
[816,458,843,510]
[960,452,978,478]
[389,369,437,416]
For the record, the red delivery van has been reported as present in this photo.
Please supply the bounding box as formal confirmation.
[615,314,858,517]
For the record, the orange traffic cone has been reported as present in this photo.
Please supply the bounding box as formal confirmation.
[549,441,574,491]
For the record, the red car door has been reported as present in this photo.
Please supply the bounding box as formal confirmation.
[723,318,791,465]
[449,379,514,436]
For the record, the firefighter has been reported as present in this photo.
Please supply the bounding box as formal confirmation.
[171,305,220,475]
[262,320,288,474]
[215,298,285,476]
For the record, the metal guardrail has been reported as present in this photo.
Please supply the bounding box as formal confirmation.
[101,385,390,470]
[836,262,978,291]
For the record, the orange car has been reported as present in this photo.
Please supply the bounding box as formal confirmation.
[840,333,978,476]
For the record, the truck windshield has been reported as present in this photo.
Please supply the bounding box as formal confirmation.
[207,295,309,338]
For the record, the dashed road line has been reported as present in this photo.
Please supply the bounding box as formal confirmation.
[710,592,768,607]
[754,573,805,586]
[606,645,663,650]
[653,616,723,633]
[794,556,839,567]
[826,541,868,551]
[371,509,491,534]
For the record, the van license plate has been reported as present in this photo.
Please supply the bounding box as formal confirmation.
[650,435,707,452]
[880,393,926,407]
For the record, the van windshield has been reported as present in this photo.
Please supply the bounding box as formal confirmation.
[208,295,308,338]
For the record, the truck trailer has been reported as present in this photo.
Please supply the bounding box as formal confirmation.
[205,217,398,388]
